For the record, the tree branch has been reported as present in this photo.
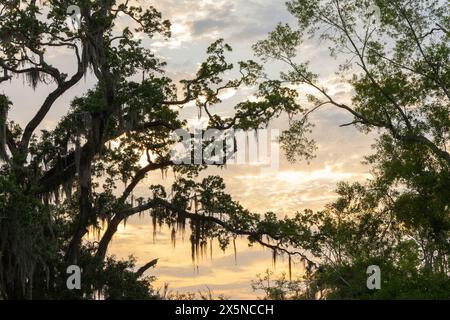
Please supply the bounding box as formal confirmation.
[19,69,85,154]
[135,259,158,278]
[96,198,317,267]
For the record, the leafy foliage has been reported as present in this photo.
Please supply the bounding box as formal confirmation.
[251,0,450,299]
[0,0,448,300]
[0,0,300,299]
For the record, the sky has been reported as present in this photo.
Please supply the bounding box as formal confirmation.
[108,0,376,299]
[3,0,378,299]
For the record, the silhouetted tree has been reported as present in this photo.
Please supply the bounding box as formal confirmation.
[0,0,302,299]
[251,0,449,299]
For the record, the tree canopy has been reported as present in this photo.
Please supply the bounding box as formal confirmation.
[0,0,304,299]
[251,0,449,299]
[0,0,449,300]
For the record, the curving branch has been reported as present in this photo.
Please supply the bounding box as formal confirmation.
[18,69,85,154]
[135,259,158,278]
[95,160,176,260]
[96,197,317,267]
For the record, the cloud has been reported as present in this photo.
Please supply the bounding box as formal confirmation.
[191,18,230,36]
[149,0,295,47]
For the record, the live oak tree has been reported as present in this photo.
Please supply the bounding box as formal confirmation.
[251,0,449,299]
[0,0,303,299]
